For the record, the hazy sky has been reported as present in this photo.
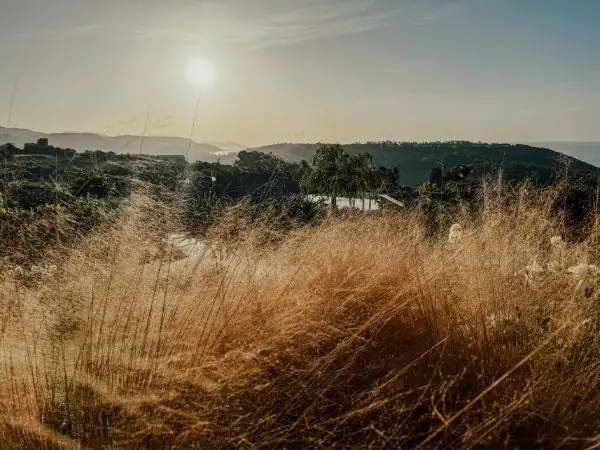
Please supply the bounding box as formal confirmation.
[1,0,599,146]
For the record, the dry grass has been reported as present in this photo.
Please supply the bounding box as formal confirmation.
[2,182,600,449]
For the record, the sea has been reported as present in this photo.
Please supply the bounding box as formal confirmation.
[527,142,600,168]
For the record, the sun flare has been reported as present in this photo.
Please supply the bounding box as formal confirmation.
[186,57,216,87]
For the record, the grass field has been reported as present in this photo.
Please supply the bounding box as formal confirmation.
[2,182,600,449]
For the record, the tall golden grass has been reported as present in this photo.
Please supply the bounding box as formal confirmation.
[2,181,600,449]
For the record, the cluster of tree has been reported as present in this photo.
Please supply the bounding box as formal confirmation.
[182,147,409,234]
[188,151,306,200]
[183,144,482,228]
[418,164,477,202]
[183,151,310,232]
[298,144,484,213]
[299,146,528,230]
[300,144,400,208]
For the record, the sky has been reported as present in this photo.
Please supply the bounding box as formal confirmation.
[1,0,599,146]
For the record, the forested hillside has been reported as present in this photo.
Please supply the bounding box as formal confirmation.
[247,141,600,186]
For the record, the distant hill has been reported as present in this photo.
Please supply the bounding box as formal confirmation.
[243,141,600,187]
[0,127,243,163]
[3,127,599,187]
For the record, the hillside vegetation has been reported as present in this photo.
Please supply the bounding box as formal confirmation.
[248,141,600,187]
[4,128,600,188]
[0,140,185,263]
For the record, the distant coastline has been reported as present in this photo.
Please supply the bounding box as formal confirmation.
[524,142,600,167]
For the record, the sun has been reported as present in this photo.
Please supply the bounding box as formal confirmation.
[186,57,216,87]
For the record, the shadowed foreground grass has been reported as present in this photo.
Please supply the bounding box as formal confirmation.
[2,184,600,449]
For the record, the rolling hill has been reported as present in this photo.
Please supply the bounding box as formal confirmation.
[0,127,244,163]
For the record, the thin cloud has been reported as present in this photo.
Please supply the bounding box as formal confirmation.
[15,23,104,39]
[561,107,583,113]
[136,0,403,50]
[16,1,460,50]
[415,0,472,27]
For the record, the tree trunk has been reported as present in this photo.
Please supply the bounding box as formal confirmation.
[331,184,337,209]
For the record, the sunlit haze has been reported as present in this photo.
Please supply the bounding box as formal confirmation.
[1,0,599,146]
[186,57,216,88]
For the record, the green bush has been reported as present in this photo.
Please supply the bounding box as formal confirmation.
[0,204,72,262]
[137,161,187,191]
[69,169,116,198]
[67,197,119,233]
[3,180,69,209]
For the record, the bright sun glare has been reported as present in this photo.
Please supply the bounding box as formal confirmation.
[186,57,216,87]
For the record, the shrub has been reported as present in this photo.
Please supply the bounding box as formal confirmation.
[69,169,116,198]
[67,196,119,233]
[3,180,69,209]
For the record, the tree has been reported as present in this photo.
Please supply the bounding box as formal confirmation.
[377,166,400,194]
[0,143,19,159]
[70,169,114,198]
[301,145,395,211]
[443,164,476,199]
[445,164,474,183]
[429,167,443,186]
[349,153,375,208]
[301,144,349,208]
